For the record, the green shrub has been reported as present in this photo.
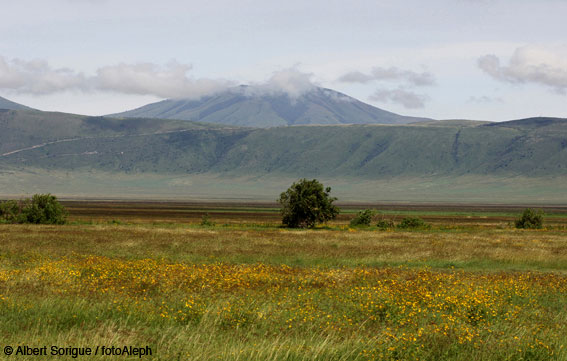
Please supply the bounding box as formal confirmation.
[0,194,67,225]
[376,219,395,230]
[0,200,26,223]
[349,209,375,227]
[397,216,430,230]
[200,213,215,226]
[515,208,543,229]
[21,194,67,224]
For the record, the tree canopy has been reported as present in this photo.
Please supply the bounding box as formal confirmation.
[278,179,339,228]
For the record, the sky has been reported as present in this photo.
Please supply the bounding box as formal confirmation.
[1,0,566,121]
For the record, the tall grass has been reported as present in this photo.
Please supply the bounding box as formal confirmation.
[0,221,566,360]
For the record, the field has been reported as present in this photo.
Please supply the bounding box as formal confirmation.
[1,201,567,360]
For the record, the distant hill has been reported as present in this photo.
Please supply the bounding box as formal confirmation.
[2,109,567,178]
[0,96,33,111]
[110,86,430,127]
[2,110,567,202]
[410,119,491,127]
[0,109,225,156]
[485,116,567,130]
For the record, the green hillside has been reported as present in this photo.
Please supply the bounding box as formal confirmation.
[1,110,566,202]
[2,112,566,177]
[0,109,227,155]
[110,87,430,127]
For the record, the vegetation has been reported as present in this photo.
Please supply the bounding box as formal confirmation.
[3,110,567,183]
[2,254,565,361]
[376,218,395,230]
[0,208,566,361]
[278,179,339,228]
[0,202,566,360]
[397,216,431,230]
[515,208,544,229]
[349,209,375,227]
[0,193,67,224]
[200,213,215,226]
[0,200,24,223]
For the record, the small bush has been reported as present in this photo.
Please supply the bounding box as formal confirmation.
[349,209,375,227]
[22,194,67,224]
[0,194,67,225]
[0,200,26,223]
[515,208,544,229]
[376,219,395,230]
[397,216,430,230]
[201,213,215,226]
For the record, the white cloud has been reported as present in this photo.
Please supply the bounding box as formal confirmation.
[0,57,322,99]
[244,67,317,98]
[369,87,429,109]
[337,71,374,84]
[0,56,234,99]
[478,45,567,93]
[95,61,233,99]
[338,66,435,86]
[0,56,87,95]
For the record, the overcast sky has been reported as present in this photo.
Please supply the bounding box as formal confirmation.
[1,0,566,120]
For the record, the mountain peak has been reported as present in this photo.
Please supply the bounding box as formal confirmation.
[110,86,431,128]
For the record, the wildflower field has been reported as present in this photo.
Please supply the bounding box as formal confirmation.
[0,202,566,360]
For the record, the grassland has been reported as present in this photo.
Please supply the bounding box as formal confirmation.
[1,202,566,360]
[3,169,567,205]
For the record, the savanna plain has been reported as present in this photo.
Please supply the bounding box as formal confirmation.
[1,201,567,360]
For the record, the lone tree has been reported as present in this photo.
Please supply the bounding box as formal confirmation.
[278,179,339,228]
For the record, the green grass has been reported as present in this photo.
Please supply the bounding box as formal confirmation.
[1,210,567,360]
[2,222,567,270]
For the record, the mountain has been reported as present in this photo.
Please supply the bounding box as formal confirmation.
[1,110,566,202]
[0,96,33,111]
[2,110,566,177]
[110,86,430,127]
